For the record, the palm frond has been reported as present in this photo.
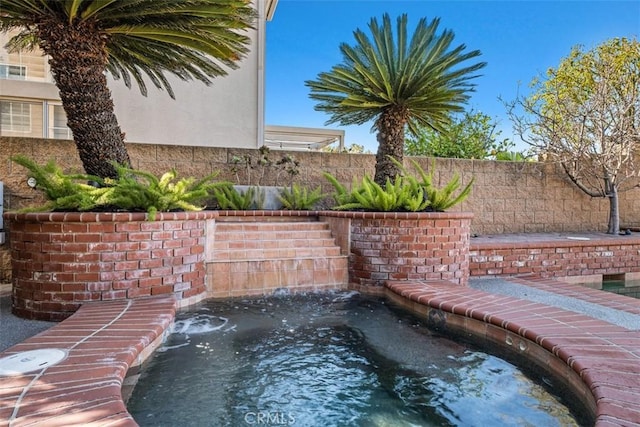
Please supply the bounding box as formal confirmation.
[1,0,256,98]
[306,13,485,131]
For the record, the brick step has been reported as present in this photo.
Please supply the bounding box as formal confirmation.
[214,223,332,242]
[214,236,338,250]
[215,221,327,233]
[213,245,342,261]
[214,234,335,249]
[213,221,341,261]
[214,230,335,244]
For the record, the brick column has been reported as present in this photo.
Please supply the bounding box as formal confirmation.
[320,212,473,291]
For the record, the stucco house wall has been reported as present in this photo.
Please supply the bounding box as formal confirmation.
[0,0,272,149]
[108,0,270,149]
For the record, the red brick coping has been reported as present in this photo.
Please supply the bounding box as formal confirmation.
[470,232,640,279]
[385,280,640,426]
[0,295,176,426]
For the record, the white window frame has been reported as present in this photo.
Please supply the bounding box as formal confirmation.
[0,63,27,80]
[47,102,72,139]
[1,101,32,133]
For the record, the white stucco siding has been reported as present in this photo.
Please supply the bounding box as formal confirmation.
[0,1,271,148]
[108,5,264,149]
[109,54,259,148]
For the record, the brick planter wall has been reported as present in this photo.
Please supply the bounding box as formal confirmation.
[5,211,215,321]
[469,235,640,279]
[321,212,473,291]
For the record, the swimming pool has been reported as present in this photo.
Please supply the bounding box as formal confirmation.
[602,280,640,299]
[127,292,582,426]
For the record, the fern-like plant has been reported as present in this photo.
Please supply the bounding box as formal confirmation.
[324,172,428,212]
[98,165,228,220]
[322,172,357,206]
[213,185,265,210]
[392,157,474,212]
[324,158,474,212]
[11,155,105,212]
[278,184,324,210]
[11,156,228,219]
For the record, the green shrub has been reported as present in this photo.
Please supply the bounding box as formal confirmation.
[322,172,353,206]
[98,165,228,219]
[323,157,474,212]
[323,173,428,212]
[212,185,265,210]
[11,155,105,212]
[278,184,324,210]
[11,156,228,220]
[399,158,474,212]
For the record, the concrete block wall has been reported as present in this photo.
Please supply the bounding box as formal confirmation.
[2,136,638,238]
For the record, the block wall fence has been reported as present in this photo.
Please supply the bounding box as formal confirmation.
[2,136,640,282]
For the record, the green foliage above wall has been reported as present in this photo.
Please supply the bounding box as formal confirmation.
[11,155,227,220]
[324,157,473,212]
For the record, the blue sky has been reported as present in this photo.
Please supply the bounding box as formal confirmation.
[265,0,640,153]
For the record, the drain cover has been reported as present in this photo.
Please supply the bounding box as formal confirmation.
[0,349,67,376]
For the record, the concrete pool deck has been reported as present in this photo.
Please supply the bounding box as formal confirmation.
[1,277,639,426]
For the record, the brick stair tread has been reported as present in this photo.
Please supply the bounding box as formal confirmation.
[212,246,346,262]
[210,254,347,262]
[212,220,345,266]
[214,230,334,241]
[213,237,338,250]
[215,221,327,232]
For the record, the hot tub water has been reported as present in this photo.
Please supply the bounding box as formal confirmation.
[127,292,581,426]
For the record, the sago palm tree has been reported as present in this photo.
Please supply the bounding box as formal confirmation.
[0,0,255,179]
[306,14,486,184]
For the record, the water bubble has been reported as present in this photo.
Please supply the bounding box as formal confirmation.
[172,314,230,335]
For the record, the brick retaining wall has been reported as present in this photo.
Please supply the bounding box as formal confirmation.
[469,234,640,280]
[5,211,213,320]
[321,212,473,290]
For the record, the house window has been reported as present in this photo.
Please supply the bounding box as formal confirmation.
[0,64,27,80]
[49,104,72,139]
[0,101,31,133]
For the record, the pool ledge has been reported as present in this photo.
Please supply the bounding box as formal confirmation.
[385,280,640,427]
[0,295,176,426]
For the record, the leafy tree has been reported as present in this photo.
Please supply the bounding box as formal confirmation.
[405,110,513,159]
[0,0,255,179]
[494,151,530,162]
[306,14,485,185]
[507,37,640,234]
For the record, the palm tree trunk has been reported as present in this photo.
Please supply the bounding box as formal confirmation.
[37,19,130,179]
[374,107,408,185]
